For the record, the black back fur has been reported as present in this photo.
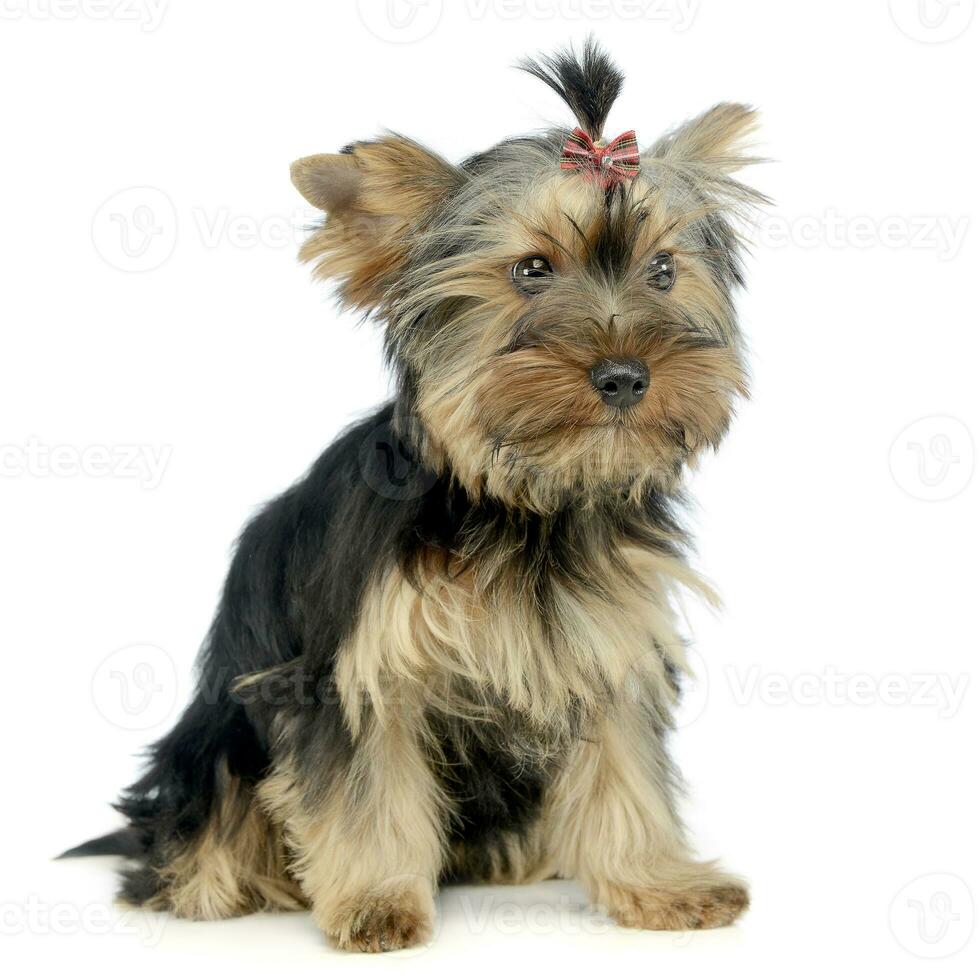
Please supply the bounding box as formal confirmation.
[71,401,686,891]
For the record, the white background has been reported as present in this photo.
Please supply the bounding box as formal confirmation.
[1,1,978,976]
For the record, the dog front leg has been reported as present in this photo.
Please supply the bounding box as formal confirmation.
[260,705,447,952]
[545,691,749,931]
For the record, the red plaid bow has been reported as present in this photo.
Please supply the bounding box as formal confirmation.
[560,128,640,189]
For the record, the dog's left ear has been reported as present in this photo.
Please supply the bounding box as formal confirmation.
[291,134,464,310]
[644,102,760,175]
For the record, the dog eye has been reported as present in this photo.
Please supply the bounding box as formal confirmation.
[511,256,553,294]
[648,252,676,291]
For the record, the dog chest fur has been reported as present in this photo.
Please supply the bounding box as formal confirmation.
[335,541,700,742]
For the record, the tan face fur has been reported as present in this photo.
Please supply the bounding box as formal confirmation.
[292,105,762,512]
[414,173,749,510]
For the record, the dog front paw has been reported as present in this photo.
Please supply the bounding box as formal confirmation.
[321,883,434,953]
[601,871,749,931]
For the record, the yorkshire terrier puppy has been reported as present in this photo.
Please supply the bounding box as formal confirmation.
[66,40,763,952]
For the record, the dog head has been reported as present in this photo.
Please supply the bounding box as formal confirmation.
[292,39,764,512]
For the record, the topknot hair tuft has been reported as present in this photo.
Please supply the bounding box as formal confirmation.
[518,36,625,141]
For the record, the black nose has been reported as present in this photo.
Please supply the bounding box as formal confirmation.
[590,358,650,409]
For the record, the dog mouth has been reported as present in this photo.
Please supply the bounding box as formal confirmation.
[574,416,645,430]
[492,412,688,455]
[471,347,743,473]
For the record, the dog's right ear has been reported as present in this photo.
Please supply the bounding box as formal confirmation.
[291,135,464,311]
[643,103,762,177]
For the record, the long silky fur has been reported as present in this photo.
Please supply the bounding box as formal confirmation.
[518,36,625,140]
[65,40,761,950]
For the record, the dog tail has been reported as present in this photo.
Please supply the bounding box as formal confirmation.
[57,828,144,860]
